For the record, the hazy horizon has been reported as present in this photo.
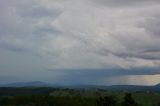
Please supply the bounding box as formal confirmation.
[0,80,160,86]
[0,0,160,86]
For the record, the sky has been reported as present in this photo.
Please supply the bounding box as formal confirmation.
[0,0,160,85]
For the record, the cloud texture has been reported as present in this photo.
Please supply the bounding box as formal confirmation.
[0,0,160,85]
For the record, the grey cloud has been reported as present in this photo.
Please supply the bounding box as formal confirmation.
[108,50,160,60]
[94,7,160,61]
[48,68,160,85]
[0,0,160,85]
[0,0,62,53]
[15,0,63,22]
[140,15,160,37]
[33,26,61,36]
[46,0,160,69]
[17,5,57,19]
[0,43,29,53]
[48,68,160,76]
[92,0,160,7]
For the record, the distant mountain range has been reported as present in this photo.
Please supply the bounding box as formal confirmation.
[0,81,160,92]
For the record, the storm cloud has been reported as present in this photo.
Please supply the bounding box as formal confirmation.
[0,0,160,85]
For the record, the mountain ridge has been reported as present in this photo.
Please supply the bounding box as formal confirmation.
[0,81,159,92]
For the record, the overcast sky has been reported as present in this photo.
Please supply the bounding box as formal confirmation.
[0,0,160,85]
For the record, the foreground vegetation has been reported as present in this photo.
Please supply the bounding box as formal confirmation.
[0,87,160,106]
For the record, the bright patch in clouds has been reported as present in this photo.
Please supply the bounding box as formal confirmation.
[107,75,160,85]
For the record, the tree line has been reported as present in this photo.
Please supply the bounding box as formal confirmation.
[0,93,143,106]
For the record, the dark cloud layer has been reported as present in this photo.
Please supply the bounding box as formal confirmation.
[48,68,160,85]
